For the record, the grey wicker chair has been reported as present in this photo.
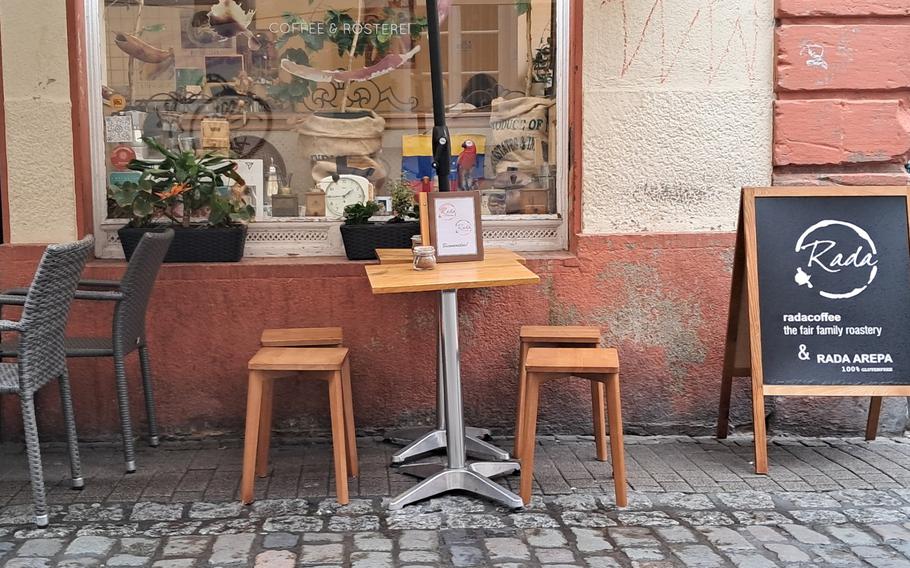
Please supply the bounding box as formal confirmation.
[0,229,173,473]
[0,236,94,527]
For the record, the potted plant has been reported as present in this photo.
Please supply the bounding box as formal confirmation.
[109,137,254,263]
[339,180,420,260]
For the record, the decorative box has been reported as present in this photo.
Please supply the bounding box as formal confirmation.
[271,194,299,217]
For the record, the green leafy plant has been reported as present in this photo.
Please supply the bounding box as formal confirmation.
[266,48,316,109]
[108,137,253,229]
[343,201,381,225]
[387,179,417,223]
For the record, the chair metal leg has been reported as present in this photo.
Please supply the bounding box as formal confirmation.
[19,394,49,527]
[58,371,83,489]
[113,352,137,473]
[138,344,160,447]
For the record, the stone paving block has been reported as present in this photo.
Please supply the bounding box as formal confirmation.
[789,509,848,524]
[64,536,116,556]
[162,536,210,557]
[188,502,242,520]
[262,532,298,549]
[726,553,779,568]
[5,559,53,568]
[671,544,726,567]
[353,532,393,552]
[299,543,344,565]
[780,524,830,544]
[119,538,159,556]
[484,537,531,561]
[698,527,754,551]
[57,559,102,568]
[130,503,184,522]
[107,555,150,567]
[208,533,255,565]
[253,550,296,568]
[17,538,65,557]
[764,542,811,563]
[399,550,440,563]
[584,557,622,568]
[826,524,879,545]
[449,544,485,567]
[151,560,196,568]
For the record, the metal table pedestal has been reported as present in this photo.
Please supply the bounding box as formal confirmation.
[389,297,511,464]
[389,290,523,511]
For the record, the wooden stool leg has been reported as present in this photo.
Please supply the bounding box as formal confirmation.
[327,372,349,505]
[519,373,542,505]
[255,377,275,478]
[866,397,883,441]
[591,381,608,462]
[514,341,529,458]
[341,357,359,477]
[241,371,266,504]
[605,373,627,507]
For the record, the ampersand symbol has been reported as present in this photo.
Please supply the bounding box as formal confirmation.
[798,344,810,361]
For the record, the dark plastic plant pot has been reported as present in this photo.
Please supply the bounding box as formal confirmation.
[118,225,247,263]
[339,221,420,261]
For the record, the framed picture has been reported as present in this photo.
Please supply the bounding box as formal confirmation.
[427,191,484,263]
[375,196,392,216]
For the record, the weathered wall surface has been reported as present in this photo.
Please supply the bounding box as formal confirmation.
[581,0,775,233]
[0,1,78,243]
[1,235,902,443]
[774,0,910,185]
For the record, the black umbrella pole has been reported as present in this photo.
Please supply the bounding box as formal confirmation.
[426,0,452,191]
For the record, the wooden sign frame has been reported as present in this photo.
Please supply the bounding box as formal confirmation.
[427,191,485,263]
[717,186,910,474]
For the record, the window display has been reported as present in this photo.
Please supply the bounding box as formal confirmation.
[91,0,567,257]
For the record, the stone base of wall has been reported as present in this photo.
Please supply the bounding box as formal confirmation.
[0,233,905,443]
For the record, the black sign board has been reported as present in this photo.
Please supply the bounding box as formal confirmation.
[717,187,910,475]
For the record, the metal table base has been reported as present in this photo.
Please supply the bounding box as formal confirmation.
[389,296,510,464]
[388,290,524,511]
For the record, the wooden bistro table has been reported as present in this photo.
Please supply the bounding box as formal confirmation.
[366,255,539,509]
[375,249,528,466]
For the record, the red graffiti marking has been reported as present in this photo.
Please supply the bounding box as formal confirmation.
[602,0,763,85]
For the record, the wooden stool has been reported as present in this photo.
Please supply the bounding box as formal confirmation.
[515,326,601,458]
[260,327,343,347]
[241,347,358,505]
[518,347,626,507]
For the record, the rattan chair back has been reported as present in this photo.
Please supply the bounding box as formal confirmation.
[18,236,94,394]
[114,229,173,354]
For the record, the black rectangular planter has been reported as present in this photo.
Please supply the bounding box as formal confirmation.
[118,225,247,263]
[339,221,420,261]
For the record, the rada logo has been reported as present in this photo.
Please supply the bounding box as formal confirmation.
[793,220,879,300]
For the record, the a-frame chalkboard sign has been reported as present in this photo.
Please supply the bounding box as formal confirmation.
[717,187,910,474]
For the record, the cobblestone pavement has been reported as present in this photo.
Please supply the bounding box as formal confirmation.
[3,435,910,566]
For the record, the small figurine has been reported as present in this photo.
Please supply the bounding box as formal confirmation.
[456,139,478,191]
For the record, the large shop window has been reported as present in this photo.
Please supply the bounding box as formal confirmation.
[86,0,569,258]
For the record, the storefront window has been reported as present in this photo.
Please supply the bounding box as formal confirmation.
[88,0,568,257]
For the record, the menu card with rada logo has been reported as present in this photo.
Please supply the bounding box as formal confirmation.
[755,196,910,385]
[428,191,484,262]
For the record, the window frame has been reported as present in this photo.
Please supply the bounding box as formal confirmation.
[83,0,571,258]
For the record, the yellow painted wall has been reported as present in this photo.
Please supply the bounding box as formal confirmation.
[0,0,78,243]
